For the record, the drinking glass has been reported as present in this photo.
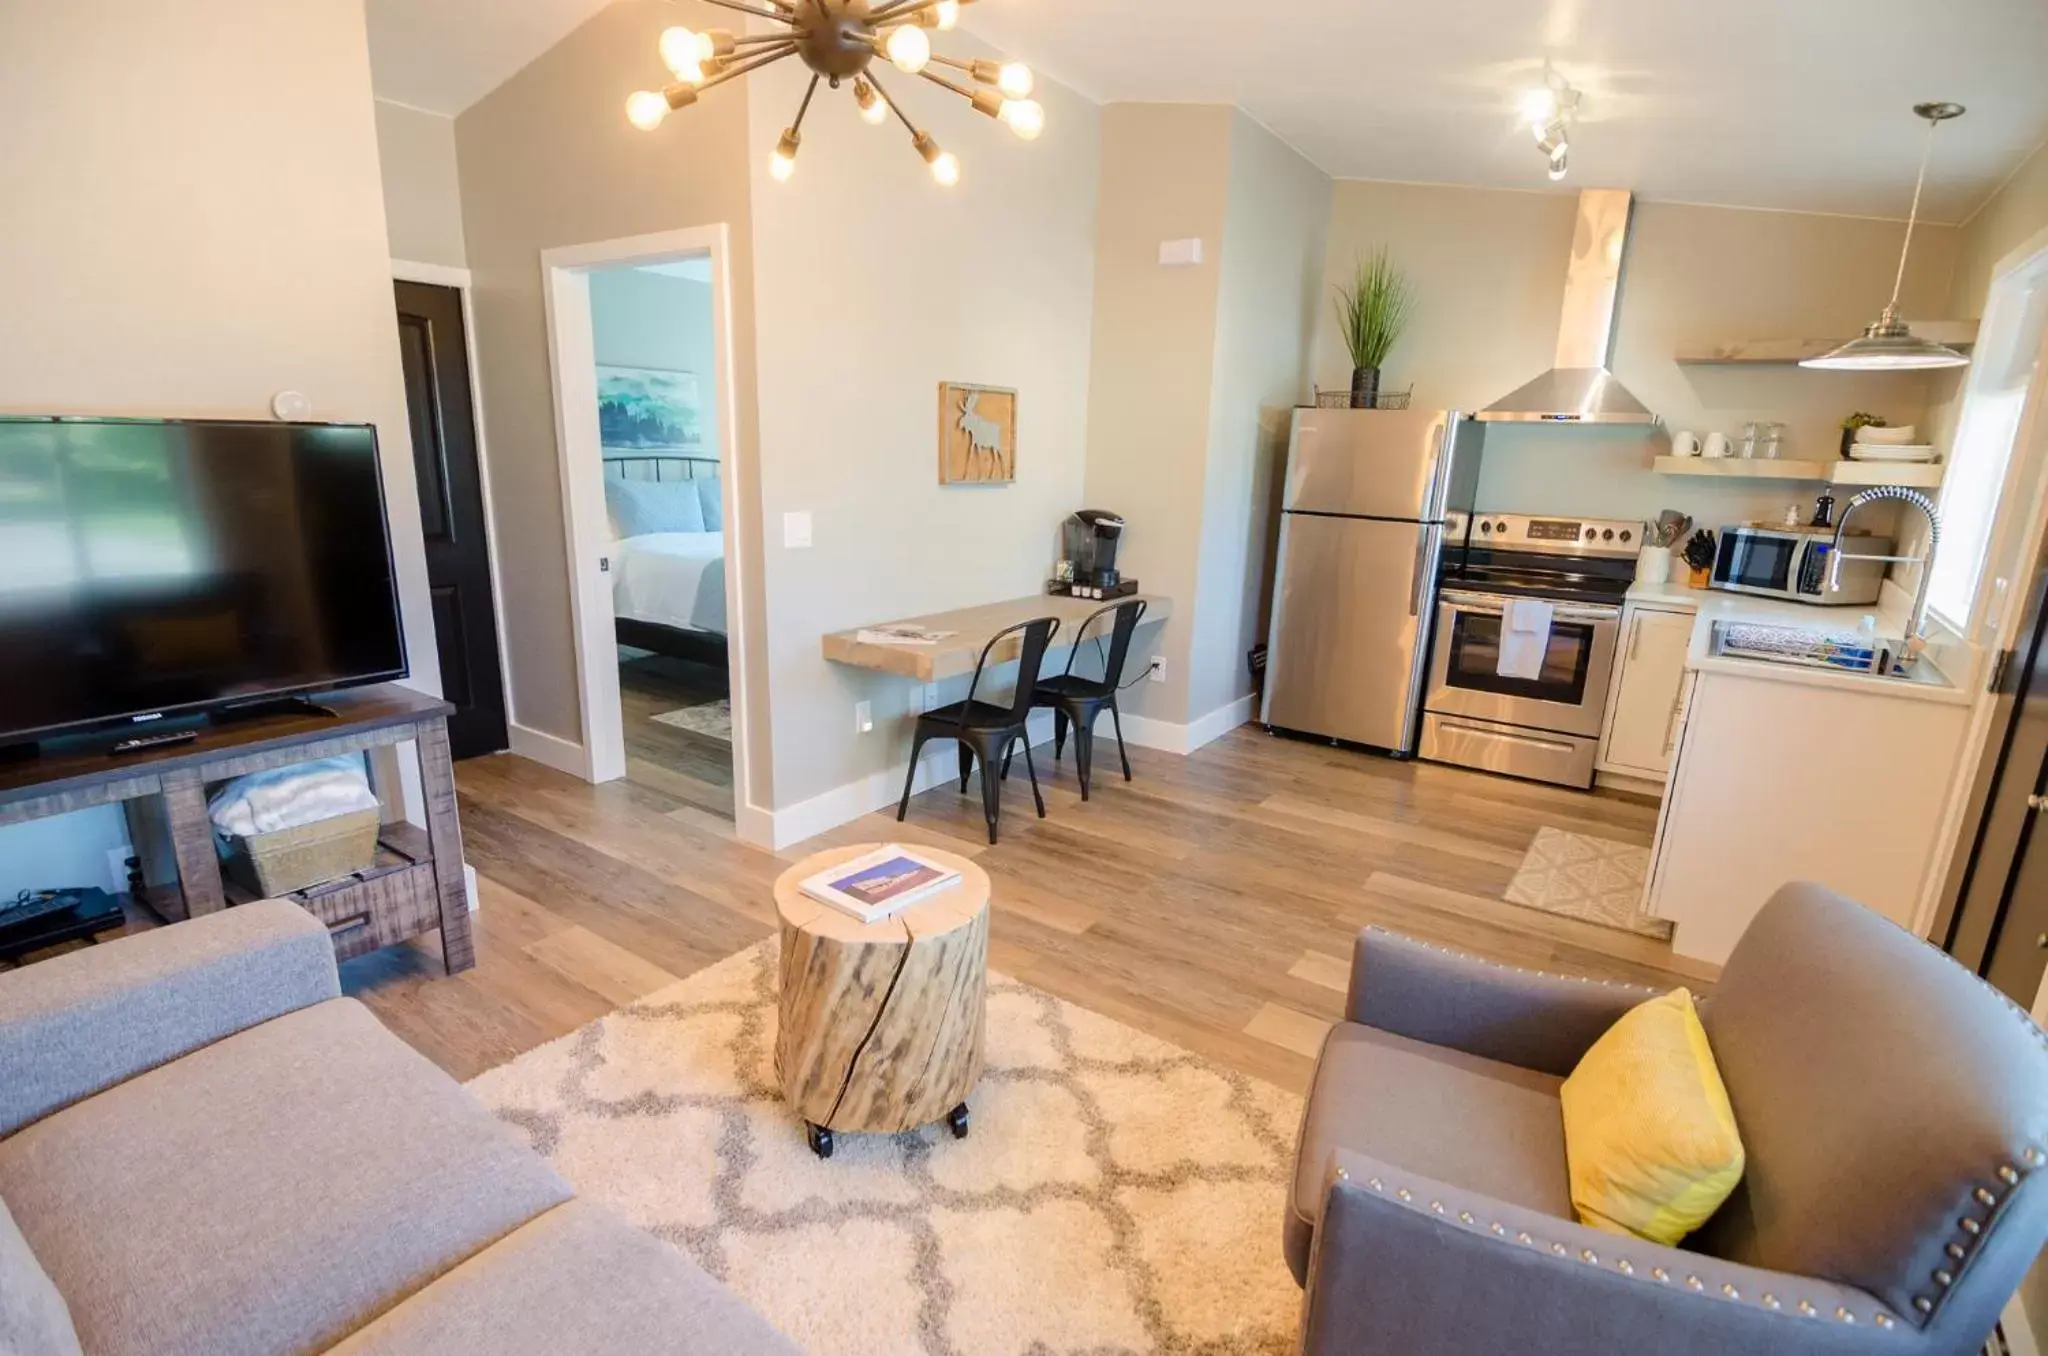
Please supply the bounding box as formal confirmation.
[1739,421,1761,459]
[1760,422,1785,460]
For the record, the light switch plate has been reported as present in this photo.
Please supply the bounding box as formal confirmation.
[855,699,873,734]
[1158,238,1203,267]
[783,511,813,549]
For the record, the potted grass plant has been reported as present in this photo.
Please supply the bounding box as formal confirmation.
[1333,246,1414,409]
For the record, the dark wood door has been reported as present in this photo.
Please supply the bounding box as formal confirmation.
[394,280,508,760]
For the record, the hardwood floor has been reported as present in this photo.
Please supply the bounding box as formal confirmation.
[343,726,1713,1094]
[615,653,732,818]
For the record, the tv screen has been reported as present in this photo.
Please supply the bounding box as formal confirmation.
[0,417,407,744]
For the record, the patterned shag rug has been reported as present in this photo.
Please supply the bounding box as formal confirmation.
[469,940,1305,1356]
[1504,826,1670,939]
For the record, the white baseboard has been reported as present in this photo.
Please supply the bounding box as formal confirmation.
[2005,1293,2042,1356]
[507,722,590,779]
[1118,692,1255,757]
[769,709,1059,850]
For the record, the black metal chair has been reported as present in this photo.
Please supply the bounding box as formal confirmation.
[896,616,1060,845]
[1028,598,1147,801]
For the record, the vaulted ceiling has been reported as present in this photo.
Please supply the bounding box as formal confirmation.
[367,0,2048,222]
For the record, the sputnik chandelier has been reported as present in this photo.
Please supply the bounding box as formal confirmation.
[625,0,1043,187]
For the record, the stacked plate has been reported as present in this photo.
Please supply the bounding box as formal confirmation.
[1850,424,1937,463]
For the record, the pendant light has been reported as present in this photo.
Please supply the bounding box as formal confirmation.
[1803,102,1970,371]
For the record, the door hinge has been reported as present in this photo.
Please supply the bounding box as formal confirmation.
[1990,647,2015,693]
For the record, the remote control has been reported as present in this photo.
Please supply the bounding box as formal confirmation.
[110,729,200,755]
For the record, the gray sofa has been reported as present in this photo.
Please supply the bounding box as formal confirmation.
[1287,881,2048,1355]
[0,901,799,1356]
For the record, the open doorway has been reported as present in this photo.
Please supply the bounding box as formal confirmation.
[540,226,760,835]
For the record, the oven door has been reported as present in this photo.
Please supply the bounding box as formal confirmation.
[1423,591,1620,738]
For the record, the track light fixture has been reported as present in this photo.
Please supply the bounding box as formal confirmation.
[624,0,1044,188]
[1518,71,1580,183]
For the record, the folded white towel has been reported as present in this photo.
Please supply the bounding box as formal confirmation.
[1496,599,1555,681]
[208,756,380,837]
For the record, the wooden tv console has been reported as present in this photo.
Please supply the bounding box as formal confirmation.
[0,685,474,974]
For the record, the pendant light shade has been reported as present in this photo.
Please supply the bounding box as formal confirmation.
[1803,103,1970,373]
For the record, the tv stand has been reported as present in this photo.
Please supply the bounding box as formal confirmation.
[0,684,472,975]
[212,693,341,723]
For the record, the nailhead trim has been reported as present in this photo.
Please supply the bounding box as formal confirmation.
[1916,1298,1935,1314]
[1761,1294,1780,1311]
[2000,1165,2021,1185]
[1875,1314,1895,1330]
[1798,1301,1817,1317]
[1580,1249,1598,1264]
[1836,1307,1856,1324]
[1946,1243,1965,1260]
[1975,1188,1998,1207]
[1721,1284,1739,1300]
[1616,1260,1633,1276]
[1961,1217,1982,1235]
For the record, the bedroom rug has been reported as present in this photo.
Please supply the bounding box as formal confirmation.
[469,940,1304,1356]
[1503,826,1670,939]
[651,698,731,742]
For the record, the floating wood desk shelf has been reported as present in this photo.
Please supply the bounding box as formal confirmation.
[823,593,1173,683]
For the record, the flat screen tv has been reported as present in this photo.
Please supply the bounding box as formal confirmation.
[0,417,407,746]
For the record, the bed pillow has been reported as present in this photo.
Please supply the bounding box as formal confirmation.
[695,473,722,531]
[606,477,705,539]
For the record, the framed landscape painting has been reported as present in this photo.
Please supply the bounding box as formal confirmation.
[597,365,703,452]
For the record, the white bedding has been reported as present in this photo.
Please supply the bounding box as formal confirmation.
[613,532,726,635]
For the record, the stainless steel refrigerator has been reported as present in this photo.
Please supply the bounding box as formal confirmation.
[1261,408,1481,753]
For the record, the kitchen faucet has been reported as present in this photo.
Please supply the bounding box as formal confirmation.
[1828,486,1941,670]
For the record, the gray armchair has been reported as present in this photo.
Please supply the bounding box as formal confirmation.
[1286,881,2048,1355]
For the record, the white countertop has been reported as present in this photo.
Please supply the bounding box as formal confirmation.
[1622,579,1968,705]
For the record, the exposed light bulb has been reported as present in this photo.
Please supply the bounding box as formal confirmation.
[931,150,960,186]
[1548,144,1570,181]
[1518,87,1557,130]
[770,128,800,182]
[659,27,704,81]
[626,90,669,131]
[854,77,888,125]
[998,98,1044,140]
[997,62,1033,99]
[934,0,960,29]
[886,25,931,74]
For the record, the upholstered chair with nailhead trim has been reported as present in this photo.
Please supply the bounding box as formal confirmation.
[1285,881,2048,1355]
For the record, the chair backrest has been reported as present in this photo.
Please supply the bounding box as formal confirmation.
[1692,882,2048,1342]
[964,616,1060,721]
[1063,598,1149,685]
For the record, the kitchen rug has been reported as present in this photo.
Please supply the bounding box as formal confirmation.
[650,698,731,742]
[469,940,1304,1356]
[1504,826,1672,940]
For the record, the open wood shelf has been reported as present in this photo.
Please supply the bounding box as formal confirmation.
[1653,456,1944,488]
[1674,321,1979,366]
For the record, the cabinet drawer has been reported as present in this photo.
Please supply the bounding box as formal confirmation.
[295,860,441,962]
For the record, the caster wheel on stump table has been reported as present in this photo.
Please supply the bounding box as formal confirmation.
[807,1123,835,1159]
[947,1103,970,1139]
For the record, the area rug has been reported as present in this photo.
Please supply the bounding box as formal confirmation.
[650,698,732,742]
[468,940,1305,1356]
[1503,826,1671,939]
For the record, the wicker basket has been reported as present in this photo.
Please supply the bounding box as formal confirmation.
[221,808,381,897]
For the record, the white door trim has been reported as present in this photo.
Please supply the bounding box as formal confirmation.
[538,225,765,841]
[389,259,515,763]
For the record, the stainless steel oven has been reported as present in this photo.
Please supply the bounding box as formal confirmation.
[1420,588,1621,787]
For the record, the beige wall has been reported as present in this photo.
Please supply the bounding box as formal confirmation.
[454,0,766,792]
[1952,141,2048,321]
[375,100,468,269]
[589,267,721,463]
[1081,105,1235,726]
[1190,115,1330,720]
[1317,183,1959,531]
[743,40,1102,808]
[0,0,437,696]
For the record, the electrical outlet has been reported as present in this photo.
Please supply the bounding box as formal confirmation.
[106,846,135,894]
[1147,655,1167,684]
[854,699,873,734]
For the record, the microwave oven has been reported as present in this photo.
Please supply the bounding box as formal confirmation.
[1709,525,1892,606]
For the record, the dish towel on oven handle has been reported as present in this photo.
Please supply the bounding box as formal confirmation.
[1496,598,1554,681]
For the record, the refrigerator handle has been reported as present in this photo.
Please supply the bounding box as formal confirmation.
[1408,527,1434,617]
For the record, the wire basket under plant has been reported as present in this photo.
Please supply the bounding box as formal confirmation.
[1316,386,1412,411]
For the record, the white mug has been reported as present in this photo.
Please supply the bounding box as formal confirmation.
[1670,431,1702,458]
[1703,431,1734,459]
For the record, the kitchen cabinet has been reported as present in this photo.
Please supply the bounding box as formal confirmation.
[1597,605,1694,781]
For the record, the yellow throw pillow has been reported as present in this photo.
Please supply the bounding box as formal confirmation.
[1559,987,1745,1247]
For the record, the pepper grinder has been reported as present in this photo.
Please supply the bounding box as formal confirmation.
[1810,492,1836,529]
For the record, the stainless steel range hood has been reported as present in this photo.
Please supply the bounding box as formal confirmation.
[1478,188,1658,425]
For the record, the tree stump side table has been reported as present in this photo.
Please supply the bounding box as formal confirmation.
[772,843,991,1159]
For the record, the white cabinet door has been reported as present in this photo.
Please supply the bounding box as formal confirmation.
[1598,608,1694,779]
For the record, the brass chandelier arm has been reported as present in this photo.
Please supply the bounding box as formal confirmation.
[732,31,797,47]
[916,69,976,101]
[697,0,797,24]
[868,0,946,24]
[694,42,798,95]
[791,73,821,132]
[860,68,922,138]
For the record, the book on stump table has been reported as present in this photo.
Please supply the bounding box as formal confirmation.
[799,846,961,925]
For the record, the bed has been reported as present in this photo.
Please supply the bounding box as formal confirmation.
[604,454,728,668]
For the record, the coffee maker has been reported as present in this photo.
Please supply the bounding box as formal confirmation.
[1054,510,1136,599]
